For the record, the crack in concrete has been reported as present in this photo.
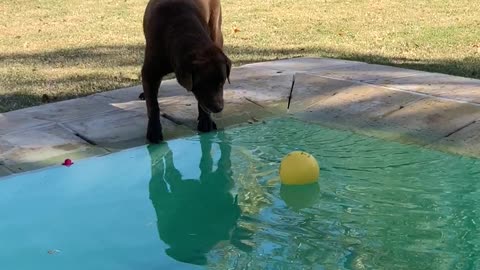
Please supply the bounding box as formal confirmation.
[380,98,428,118]
[243,97,266,108]
[73,133,97,146]
[303,72,480,108]
[57,123,100,147]
[444,120,477,138]
[0,164,15,175]
[160,112,186,126]
[287,74,296,110]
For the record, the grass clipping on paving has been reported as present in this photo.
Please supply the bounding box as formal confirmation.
[1,0,479,112]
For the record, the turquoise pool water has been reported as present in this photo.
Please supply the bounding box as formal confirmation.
[1,117,480,269]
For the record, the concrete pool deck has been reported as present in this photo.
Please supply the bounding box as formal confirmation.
[2,57,480,176]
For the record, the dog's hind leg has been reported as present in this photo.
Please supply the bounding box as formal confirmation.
[142,59,164,143]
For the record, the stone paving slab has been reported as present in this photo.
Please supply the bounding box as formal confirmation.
[64,109,194,150]
[370,98,480,145]
[241,57,366,72]
[291,74,423,138]
[430,120,480,158]
[98,81,187,102]
[212,100,277,128]
[292,73,480,146]
[315,64,428,83]
[0,123,109,173]
[371,73,480,104]
[292,76,424,118]
[15,94,119,123]
[287,73,368,111]
[0,111,53,136]
[227,66,295,101]
[242,57,427,83]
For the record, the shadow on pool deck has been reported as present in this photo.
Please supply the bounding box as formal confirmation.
[2,54,480,176]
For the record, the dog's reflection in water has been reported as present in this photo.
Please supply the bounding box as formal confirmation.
[148,132,250,265]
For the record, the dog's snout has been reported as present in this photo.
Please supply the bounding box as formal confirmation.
[210,103,223,113]
[209,94,224,113]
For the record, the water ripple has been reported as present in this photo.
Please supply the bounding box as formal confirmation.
[214,117,480,269]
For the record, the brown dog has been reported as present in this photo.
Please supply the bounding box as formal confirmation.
[141,0,231,143]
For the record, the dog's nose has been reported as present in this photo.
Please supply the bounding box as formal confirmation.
[210,103,224,113]
[209,95,224,113]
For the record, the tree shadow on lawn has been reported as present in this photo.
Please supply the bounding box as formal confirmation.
[226,44,480,79]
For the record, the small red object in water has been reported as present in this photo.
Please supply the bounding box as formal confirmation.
[62,159,74,167]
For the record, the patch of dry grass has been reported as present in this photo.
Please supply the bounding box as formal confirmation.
[1,0,479,112]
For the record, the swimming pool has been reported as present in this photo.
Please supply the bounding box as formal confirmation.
[1,117,480,269]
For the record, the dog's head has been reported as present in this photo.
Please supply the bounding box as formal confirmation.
[176,46,231,113]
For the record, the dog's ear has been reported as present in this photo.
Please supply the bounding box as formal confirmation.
[225,55,232,84]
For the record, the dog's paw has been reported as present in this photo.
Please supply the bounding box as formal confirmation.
[147,120,164,144]
[197,117,217,132]
[138,92,145,100]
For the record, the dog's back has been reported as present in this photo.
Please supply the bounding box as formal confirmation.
[143,0,223,48]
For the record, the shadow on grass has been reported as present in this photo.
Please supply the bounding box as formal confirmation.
[225,45,480,79]
[0,44,144,68]
[1,43,478,77]
[0,73,139,112]
[0,43,479,112]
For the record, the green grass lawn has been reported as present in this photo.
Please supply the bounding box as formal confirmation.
[1,0,479,112]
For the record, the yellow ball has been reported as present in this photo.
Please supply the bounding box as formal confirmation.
[279,151,320,185]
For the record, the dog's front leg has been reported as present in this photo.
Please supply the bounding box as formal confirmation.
[197,104,217,132]
[142,64,163,143]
